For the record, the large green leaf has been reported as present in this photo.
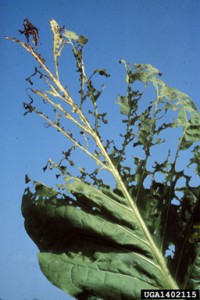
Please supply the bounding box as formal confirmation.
[22,180,174,299]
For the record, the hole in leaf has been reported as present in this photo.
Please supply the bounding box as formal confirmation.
[175,177,186,188]
[171,198,180,206]
[175,190,184,200]
[143,175,152,189]
[165,244,175,258]
[154,172,166,183]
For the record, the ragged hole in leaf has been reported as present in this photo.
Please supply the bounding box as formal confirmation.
[171,198,180,206]
[165,244,175,258]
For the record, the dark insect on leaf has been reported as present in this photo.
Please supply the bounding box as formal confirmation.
[19,18,39,48]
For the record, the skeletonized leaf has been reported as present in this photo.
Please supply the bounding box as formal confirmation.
[7,19,200,299]
[50,19,64,57]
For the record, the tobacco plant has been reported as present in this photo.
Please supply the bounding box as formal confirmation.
[5,19,200,299]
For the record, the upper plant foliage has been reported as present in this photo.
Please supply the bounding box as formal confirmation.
[5,19,200,299]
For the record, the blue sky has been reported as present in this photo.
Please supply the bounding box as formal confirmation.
[1,0,200,299]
